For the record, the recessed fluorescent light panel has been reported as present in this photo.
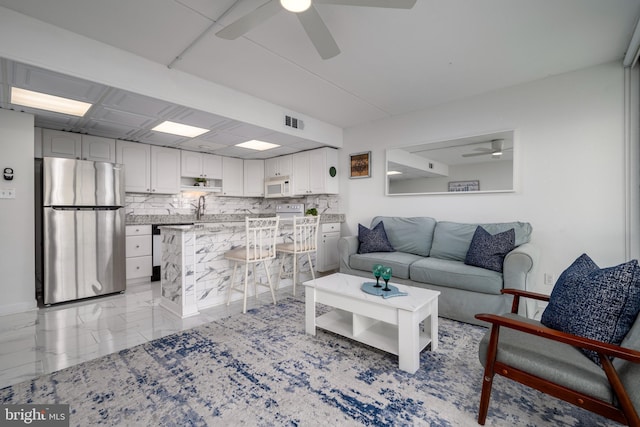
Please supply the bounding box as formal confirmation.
[387,171,402,175]
[236,140,280,151]
[152,121,209,138]
[11,87,92,117]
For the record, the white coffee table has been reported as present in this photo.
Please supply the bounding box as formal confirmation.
[303,273,440,374]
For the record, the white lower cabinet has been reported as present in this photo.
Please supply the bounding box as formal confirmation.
[126,225,152,283]
[317,222,340,272]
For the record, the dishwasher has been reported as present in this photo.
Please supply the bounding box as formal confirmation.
[151,223,193,281]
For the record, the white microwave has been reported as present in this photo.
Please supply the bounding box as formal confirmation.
[264,176,292,198]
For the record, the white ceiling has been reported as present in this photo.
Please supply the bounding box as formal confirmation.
[0,0,639,157]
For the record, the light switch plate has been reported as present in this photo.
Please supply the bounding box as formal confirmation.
[0,188,16,199]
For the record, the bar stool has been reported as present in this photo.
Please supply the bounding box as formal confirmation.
[225,217,280,313]
[277,215,320,295]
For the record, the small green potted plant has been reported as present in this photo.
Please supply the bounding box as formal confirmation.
[305,208,318,216]
[194,177,207,187]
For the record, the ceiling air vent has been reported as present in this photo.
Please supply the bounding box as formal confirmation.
[285,115,304,130]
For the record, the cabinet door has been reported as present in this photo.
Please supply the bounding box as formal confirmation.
[264,157,278,178]
[243,159,264,197]
[292,151,310,195]
[116,141,151,193]
[42,129,82,159]
[181,151,203,178]
[318,230,340,272]
[151,146,180,194]
[308,149,327,194]
[202,154,222,180]
[221,156,243,196]
[265,155,292,178]
[81,135,116,162]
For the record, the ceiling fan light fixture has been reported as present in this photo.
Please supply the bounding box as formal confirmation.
[280,0,311,13]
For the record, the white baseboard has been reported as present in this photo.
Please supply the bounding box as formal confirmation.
[0,299,38,316]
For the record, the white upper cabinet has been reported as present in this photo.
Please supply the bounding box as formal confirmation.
[42,129,116,162]
[264,155,292,178]
[150,146,181,194]
[81,135,116,162]
[181,151,222,180]
[221,156,243,197]
[42,129,81,159]
[116,141,180,194]
[116,141,150,193]
[244,159,265,197]
[292,147,339,195]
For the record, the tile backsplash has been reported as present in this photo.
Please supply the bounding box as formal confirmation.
[125,192,341,217]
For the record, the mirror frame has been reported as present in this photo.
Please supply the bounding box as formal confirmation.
[385,130,517,196]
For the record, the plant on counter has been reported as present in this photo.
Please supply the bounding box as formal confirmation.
[305,208,318,216]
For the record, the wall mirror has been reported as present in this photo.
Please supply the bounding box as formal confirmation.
[385,130,515,195]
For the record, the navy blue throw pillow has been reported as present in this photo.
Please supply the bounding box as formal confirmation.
[357,222,395,254]
[464,226,515,272]
[541,253,640,365]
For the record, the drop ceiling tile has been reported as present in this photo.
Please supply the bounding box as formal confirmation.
[101,89,181,118]
[90,106,157,129]
[200,132,245,145]
[214,121,273,139]
[9,62,108,102]
[169,108,231,129]
[136,130,187,146]
[178,139,227,151]
[81,119,142,139]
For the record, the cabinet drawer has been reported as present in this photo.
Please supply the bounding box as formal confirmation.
[126,256,152,279]
[126,235,152,257]
[321,223,340,233]
[126,224,151,236]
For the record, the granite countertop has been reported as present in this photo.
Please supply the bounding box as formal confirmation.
[126,213,345,225]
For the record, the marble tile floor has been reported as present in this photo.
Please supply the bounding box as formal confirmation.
[0,281,305,390]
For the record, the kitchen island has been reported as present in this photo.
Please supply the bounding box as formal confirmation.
[158,221,312,318]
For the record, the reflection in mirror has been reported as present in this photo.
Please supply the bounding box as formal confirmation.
[386,130,514,195]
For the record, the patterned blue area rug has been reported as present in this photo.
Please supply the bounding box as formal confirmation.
[0,299,614,426]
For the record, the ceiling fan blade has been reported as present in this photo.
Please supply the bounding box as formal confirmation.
[297,6,341,59]
[462,152,491,158]
[315,0,417,9]
[216,0,282,40]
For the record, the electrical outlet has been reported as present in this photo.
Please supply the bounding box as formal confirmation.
[544,273,555,286]
[0,188,16,199]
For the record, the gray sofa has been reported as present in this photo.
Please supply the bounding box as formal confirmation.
[338,216,539,325]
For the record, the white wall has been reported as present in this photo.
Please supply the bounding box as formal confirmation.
[341,61,637,291]
[0,109,36,315]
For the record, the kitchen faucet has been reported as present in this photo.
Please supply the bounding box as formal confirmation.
[196,195,205,220]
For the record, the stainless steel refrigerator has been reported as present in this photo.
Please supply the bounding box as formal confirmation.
[43,157,126,304]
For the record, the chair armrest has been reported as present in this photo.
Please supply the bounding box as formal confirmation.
[501,288,550,314]
[476,313,640,363]
[338,236,359,272]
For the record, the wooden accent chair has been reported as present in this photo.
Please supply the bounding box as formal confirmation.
[476,289,640,426]
[225,217,280,314]
[276,215,320,296]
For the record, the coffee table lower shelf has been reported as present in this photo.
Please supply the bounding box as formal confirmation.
[315,309,432,357]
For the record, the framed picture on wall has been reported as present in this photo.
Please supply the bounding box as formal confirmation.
[448,180,480,192]
[350,151,371,179]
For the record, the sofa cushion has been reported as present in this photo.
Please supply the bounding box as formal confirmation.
[464,226,515,272]
[371,216,437,257]
[430,221,532,262]
[541,253,640,365]
[410,257,504,294]
[349,252,424,279]
[357,222,395,254]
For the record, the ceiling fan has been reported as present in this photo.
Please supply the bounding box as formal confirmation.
[215,0,417,59]
[461,139,512,158]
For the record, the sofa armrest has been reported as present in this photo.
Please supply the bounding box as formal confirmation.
[502,243,539,292]
[338,236,359,272]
